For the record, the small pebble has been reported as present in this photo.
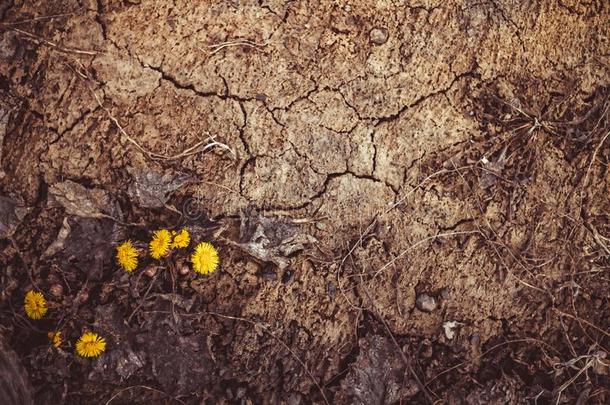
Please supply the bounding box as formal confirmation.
[327,282,336,298]
[49,284,63,298]
[282,270,294,284]
[144,267,157,278]
[443,321,459,339]
[261,271,277,281]
[178,265,190,275]
[369,27,389,45]
[75,290,89,304]
[0,32,17,60]
[416,293,437,312]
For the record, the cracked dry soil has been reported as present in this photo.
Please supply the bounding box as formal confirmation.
[1,1,610,404]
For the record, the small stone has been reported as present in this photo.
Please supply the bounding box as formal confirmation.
[245,261,259,274]
[261,271,277,281]
[178,264,190,275]
[443,321,459,339]
[281,270,294,284]
[416,293,437,312]
[75,290,89,305]
[369,27,389,45]
[144,267,157,278]
[49,284,64,298]
[327,282,336,298]
[402,379,420,398]
[316,222,326,230]
[0,32,17,61]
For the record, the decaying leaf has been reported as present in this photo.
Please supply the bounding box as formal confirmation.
[150,293,196,312]
[45,181,124,278]
[48,180,122,220]
[91,305,145,381]
[66,217,119,280]
[335,335,417,405]
[233,208,316,269]
[127,166,193,208]
[142,327,212,395]
[465,375,525,404]
[42,217,71,258]
[0,90,17,163]
[44,216,124,280]
[479,145,508,190]
[0,194,29,239]
[0,336,33,405]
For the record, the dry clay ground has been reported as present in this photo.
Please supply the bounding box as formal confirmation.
[1,0,610,403]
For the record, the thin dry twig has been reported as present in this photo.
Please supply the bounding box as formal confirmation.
[371,230,481,280]
[553,308,610,340]
[70,60,236,162]
[553,352,607,405]
[569,281,610,353]
[496,96,559,135]
[10,28,99,55]
[449,160,551,295]
[104,385,185,405]
[10,237,39,290]
[126,272,158,325]
[202,39,269,55]
[0,12,74,26]
[580,129,610,201]
[391,165,473,210]
[426,338,560,385]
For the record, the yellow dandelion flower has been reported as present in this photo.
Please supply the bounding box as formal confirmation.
[116,240,139,272]
[171,229,190,249]
[76,331,106,358]
[149,229,171,259]
[48,331,62,348]
[191,242,219,275]
[24,290,47,320]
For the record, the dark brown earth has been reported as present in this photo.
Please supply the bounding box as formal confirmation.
[1,1,610,403]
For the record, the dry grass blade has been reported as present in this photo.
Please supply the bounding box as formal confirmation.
[70,61,235,162]
[10,237,39,290]
[371,230,481,280]
[580,129,610,199]
[553,352,606,405]
[203,39,269,55]
[104,385,185,405]
[10,28,99,55]
[390,165,472,210]
[553,308,610,340]
[126,272,158,325]
[0,13,74,25]
[426,338,560,385]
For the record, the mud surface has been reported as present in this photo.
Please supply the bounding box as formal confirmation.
[1,1,610,403]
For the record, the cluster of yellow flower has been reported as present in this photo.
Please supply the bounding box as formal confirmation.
[22,229,218,359]
[116,228,220,275]
[24,290,106,357]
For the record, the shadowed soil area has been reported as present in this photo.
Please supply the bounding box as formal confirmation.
[1,0,609,403]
